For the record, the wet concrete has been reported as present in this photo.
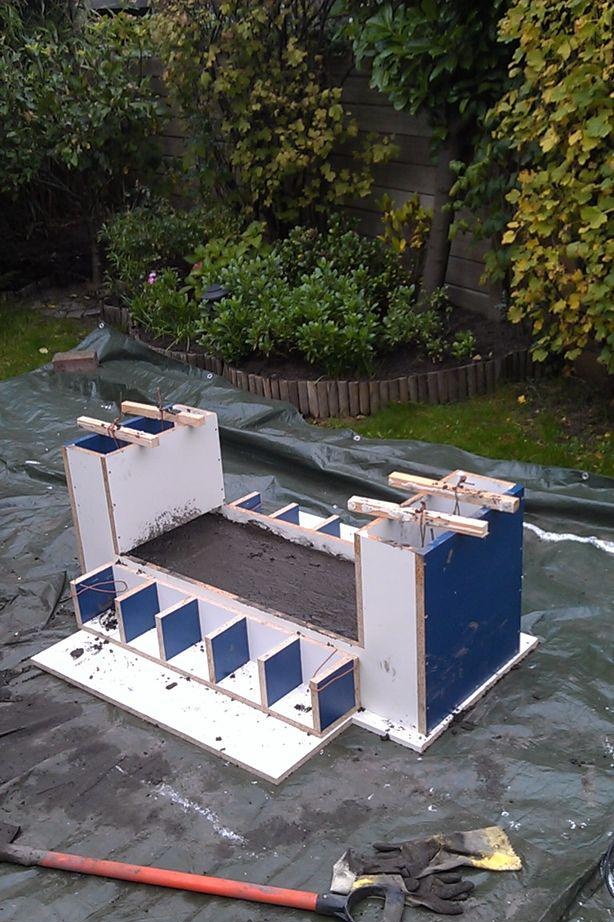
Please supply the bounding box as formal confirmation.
[132,513,358,640]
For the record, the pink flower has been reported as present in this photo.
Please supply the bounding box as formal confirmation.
[147,271,157,285]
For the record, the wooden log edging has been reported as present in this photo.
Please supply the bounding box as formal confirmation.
[101,304,543,419]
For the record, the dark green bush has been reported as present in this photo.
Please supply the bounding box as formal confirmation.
[131,269,200,348]
[100,199,241,303]
[275,217,411,311]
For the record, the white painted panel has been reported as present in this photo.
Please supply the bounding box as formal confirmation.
[246,620,289,659]
[104,419,224,553]
[357,533,420,728]
[221,505,354,561]
[64,445,115,571]
[32,630,350,783]
[112,564,150,594]
[197,598,238,636]
[130,627,159,657]
[218,660,260,703]
[169,643,209,680]
[301,640,343,681]
[270,683,314,728]
[157,583,190,610]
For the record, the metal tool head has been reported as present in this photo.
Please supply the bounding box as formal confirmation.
[317,874,406,921]
[324,850,407,921]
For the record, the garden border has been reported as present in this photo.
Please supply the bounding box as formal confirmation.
[101,304,543,419]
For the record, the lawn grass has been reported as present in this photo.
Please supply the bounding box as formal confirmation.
[322,376,613,477]
[0,301,95,381]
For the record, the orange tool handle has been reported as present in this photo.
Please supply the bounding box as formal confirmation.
[13,845,319,912]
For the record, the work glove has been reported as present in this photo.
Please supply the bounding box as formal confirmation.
[369,826,521,877]
[331,827,520,916]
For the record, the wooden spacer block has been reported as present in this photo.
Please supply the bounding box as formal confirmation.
[52,350,99,373]
[388,471,519,514]
[76,416,159,447]
[348,495,488,539]
[120,400,206,427]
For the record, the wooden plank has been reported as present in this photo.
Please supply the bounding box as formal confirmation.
[447,368,459,403]
[346,103,432,138]
[408,375,418,403]
[388,377,400,405]
[338,380,350,417]
[121,401,206,427]
[327,381,339,418]
[307,381,319,418]
[279,379,290,403]
[379,380,390,409]
[317,380,330,418]
[347,496,489,538]
[288,380,300,411]
[387,473,520,513]
[76,416,159,448]
[297,380,310,415]
[368,381,380,414]
[428,371,439,402]
[349,381,361,417]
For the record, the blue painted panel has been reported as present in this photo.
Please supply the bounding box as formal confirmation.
[264,639,302,706]
[160,599,201,660]
[423,486,524,732]
[70,434,128,454]
[120,582,159,642]
[274,504,300,524]
[237,493,261,510]
[211,619,249,682]
[316,517,341,537]
[315,662,356,730]
[122,416,174,435]
[76,566,116,622]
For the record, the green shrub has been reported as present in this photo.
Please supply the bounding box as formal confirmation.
[383,286,454,360]
[198,255,379,374]
[187,221,269,299]
[101,199,241,303]
[131,269,199,348]
[274,217,411,310]
[197,254,290,364]
[155,0,394,228]
[493,0,614,370]
[0,4,163,281]
[450,330,477,361]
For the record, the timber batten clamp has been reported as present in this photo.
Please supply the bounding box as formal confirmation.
[32,401,538,782]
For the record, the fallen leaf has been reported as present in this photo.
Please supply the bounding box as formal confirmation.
[38,347,49,354]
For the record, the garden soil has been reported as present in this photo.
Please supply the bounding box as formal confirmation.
[0,326,612,922]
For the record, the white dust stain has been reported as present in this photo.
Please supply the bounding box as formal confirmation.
[157,783,245,844]
[524,522,614,555]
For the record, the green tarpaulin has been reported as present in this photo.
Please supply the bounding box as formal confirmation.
[1,326,612,921]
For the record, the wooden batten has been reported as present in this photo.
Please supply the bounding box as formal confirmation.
[77,416,159,448]
[388,471,519,513]
[120,400,206,427]
[348,496,488,539]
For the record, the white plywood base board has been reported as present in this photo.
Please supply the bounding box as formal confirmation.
[353,632,538,753]
[31,630,350,785]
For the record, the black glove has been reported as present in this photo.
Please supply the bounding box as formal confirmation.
[360,839,474,915]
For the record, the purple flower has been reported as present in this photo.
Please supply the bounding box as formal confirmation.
[147,271,157,285]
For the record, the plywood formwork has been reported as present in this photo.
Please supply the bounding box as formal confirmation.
[34,403,537,782]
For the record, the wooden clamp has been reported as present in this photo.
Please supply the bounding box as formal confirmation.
[76,416,159,448]
[388,471,519,514]
[348,495,488,539]
[120,401,206,427]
